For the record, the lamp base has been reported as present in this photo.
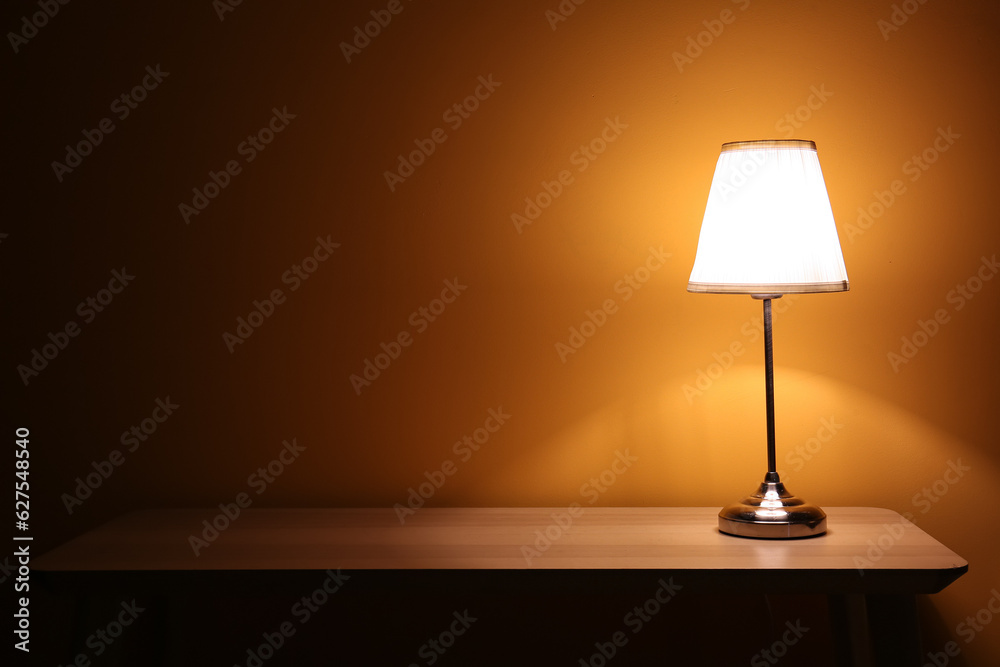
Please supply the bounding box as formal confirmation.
[718,473,827,539]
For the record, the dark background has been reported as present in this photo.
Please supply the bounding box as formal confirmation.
[5,0,1000,664]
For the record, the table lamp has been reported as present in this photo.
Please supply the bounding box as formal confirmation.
[688,139,849,539]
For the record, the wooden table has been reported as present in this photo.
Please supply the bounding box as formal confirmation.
[35,507,966,666]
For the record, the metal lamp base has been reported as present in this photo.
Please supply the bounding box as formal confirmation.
[718,473,827,539]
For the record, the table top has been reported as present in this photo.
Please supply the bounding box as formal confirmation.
[34,507,966,595]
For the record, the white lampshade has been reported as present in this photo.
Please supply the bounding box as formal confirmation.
[688,140,849,294]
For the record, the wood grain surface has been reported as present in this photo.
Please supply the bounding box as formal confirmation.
[34,507,967,579]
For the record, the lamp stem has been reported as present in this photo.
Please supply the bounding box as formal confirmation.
[763,298,777,475]
[718,294,828,538]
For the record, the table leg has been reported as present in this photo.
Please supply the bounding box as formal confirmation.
[829,593,873,667]
[866,594,922,667]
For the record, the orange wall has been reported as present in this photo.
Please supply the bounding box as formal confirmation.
[12,0,1000,662]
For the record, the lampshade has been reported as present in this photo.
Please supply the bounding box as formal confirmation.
[687,140,849,295]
